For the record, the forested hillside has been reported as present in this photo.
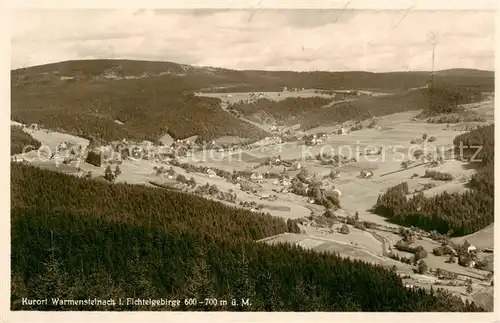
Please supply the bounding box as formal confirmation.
[11,163,484,311]
[11,125,41,155]
[11,60,493,143]
[417,82,485,118]
[11,80,269,143]
[372,124,494,236]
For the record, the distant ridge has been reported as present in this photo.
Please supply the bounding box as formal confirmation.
[11,59,494,144]
[11,58,494,75]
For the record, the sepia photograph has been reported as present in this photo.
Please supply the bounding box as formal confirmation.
[6,2,496,320]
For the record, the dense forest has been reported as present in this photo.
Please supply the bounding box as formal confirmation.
[11,163,484,311]
[11,125,41,155]
[417,82,485,118]
[372,124,494,236]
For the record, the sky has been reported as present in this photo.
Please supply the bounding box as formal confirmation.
[10,9,495,72]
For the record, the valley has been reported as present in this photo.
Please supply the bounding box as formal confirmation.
[11,83,494,310]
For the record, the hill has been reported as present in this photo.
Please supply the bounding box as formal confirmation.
[11,163,484,311]
[11,60,494,143]
[372,124,494,236]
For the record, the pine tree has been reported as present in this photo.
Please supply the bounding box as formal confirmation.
[114,165,121,178]
[417,260,428,274]
[104,165,115,182]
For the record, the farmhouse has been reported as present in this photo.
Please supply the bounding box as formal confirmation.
[360,170,373,179]
[207,169,217,178]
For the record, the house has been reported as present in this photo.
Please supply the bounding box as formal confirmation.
[292,161,302,170]
[360,170,373,179]
[165,167,176,179]
[260,193,271,200]
[58,141,68,150]
[467,245,477,253]
[250,172,264,182]
[207,169,217,178]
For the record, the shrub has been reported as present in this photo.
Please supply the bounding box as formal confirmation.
[340,224,350,234]
[187,177,197,187]
[428,136,437,142]
[417,260,428,274]
[423,170,453,181]
[413,149,424,159]
[445,256,456,264]
[414,249,428,261]
[324,209,335,218]
[104,165,115,182]
[114,165,121,178]
[354,222,366,231]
